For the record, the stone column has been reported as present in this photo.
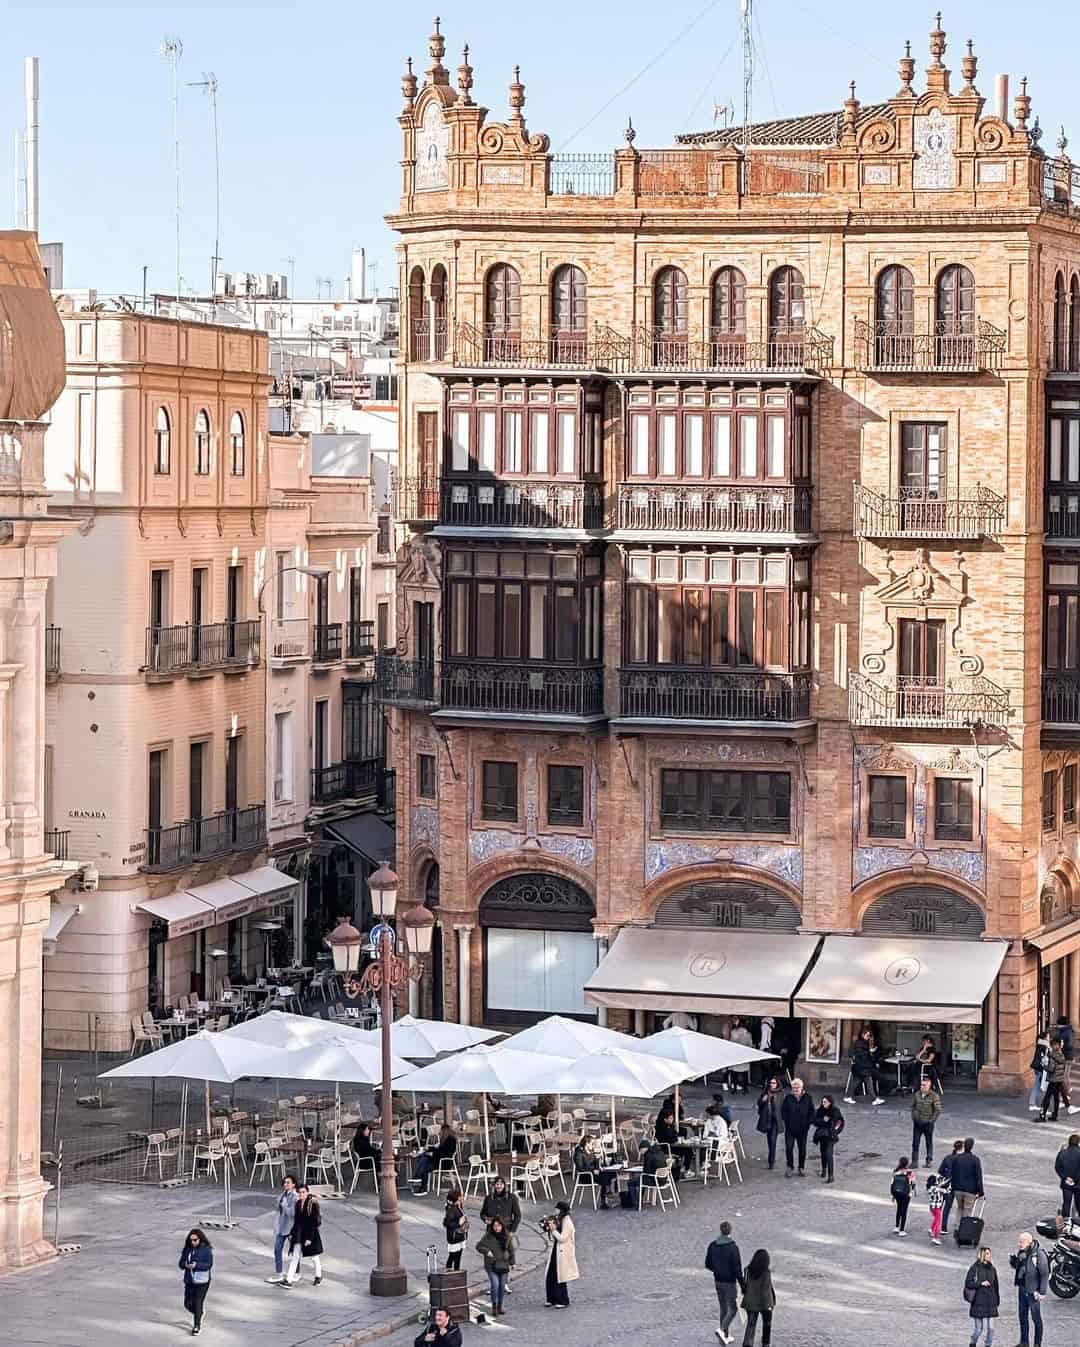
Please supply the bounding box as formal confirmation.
[594,936,609,1027]
[634,1009,645,1036]
[983,977,999,1068]
[455,925,472,1025]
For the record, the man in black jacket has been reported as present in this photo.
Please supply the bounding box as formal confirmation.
[938,1138,964,1235]
[705,1220,745,1345]
[414,1307,462,1347]
[1055,1132,1080,1220]
[780,1078,815,1177]
[950,1136,985,1225]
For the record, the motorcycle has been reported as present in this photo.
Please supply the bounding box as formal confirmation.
[1036,1216,1080,1299]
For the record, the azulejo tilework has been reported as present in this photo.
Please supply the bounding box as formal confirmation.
[646,840,803,889]
[538,833,596,869]
[411,804,439,851]
[469,829,524,862]
[855,844,986,888]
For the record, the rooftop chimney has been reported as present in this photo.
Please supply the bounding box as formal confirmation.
[24,56,39,234]
[996,73,1009,122]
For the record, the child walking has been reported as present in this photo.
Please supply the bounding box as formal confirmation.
[926,1170,949,1245]
[890,1156,917,1236]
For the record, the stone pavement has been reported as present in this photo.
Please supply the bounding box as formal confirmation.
[8,1078,1080,1346]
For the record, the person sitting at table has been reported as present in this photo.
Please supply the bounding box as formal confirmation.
[410,1123,458,1196]
[906,1035,941,1093]
[536,1094,557,1120]
[351,1121,381,1171]
[572,1134,614,1206]
[655,1106,696,1179]
[711,1093,735,1127]
[703,1106,730,1143]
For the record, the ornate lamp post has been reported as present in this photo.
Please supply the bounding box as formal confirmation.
[361,862,434,1297]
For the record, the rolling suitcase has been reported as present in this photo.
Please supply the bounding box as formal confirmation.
[955,1197,986,1247]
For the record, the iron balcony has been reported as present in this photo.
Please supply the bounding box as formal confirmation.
[143,804,265,872]
[853,317,1006,373]
[618,482,812,536]
[853,484,1006,540]
[849,673,1011,730]
[145,621,260,675]
[618,667,812,723]
[440,478,604,531]
[440,660,604,718]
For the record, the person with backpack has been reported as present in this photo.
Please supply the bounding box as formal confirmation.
[282,1184,324,1287]
[1055,1133,1080,1220]
[890,1157,917,1236]
[705,1220,745,1345]
[1029,1033,1051,1112]
[963,1246,1000,1347]
[926,1170,950,1245]
[811,1094,844,1183]
[1037,1038,1068,1122]
[911,1076,942,1166]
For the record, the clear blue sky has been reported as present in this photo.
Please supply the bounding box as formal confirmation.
[1,1,1075,298]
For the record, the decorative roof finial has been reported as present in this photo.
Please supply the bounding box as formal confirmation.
[961,38,977,91]
[402,56,418,111]
[509,64,526,127]
[427,16,448,85]
[457,44,474,105]
[1014,75,1031,130]
[929,11,946,68]
[624,117,637,147]
[1058,126,1069,157]
[1031,115,1043,147]
[898,39,915,96]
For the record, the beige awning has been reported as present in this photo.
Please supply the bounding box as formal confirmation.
[137,866,299,939]
[1028,918,1080,965]
[794,935,1009,1025]
[43,902,78,956]
[136,890,217,939]
[584,926,821,1016]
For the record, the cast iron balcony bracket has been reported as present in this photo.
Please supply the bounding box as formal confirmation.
[618,667,812,722]
[849,671,1011,729]
[853,482,1006,540]
[853,316,1006,373]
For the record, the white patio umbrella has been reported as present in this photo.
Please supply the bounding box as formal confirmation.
[393,1043,574,1159]
[533,1045,694,1140]
[507,1014,631,1057]
[222,1010,348,1049]
[271,1035,413,1085]
[350,1013,504,1059]
[624,1025,780,1125]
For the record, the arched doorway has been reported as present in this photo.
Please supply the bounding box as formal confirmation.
[479,872,596,1026]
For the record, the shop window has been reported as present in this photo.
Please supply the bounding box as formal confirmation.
[417,752,437,800]
[547,764,584,828]
[481,760,518,822]
[868,775,907,839]
[1066,764,1077,827]
[1043,769,1058,831]
[934,778,973,842]
[659,768,790,835]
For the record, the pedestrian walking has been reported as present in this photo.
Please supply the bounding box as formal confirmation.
[1037,1038,1068,1122]
[705,1219,745,1345]
[1009,1232,1049,1347]
[480,1176,522,1287]
[476,1216,512,1316]
[940,1139,965,1235]
[282,1184,323,1287]
[911,1076,942,1166]
[740,1248,775,1347]
[266,1174,298,1283]
[951,1138,985,1225]
[729,1019,754,1093]
[1055,1133,1080,1221]
[926,1169,950,1245]
[544,1202,579,1308]
[890,1157,917,1236]
[178,1227,213,1336]
[844,1028,884,1106]
[963,1246,1000,1347]
[1054,1015,1080,1112]
[443,1189,468,1271]
[1029,1033,1051,1112]
[414,1306,463,1347]
[756,1076,784,1170]
[780,1078,814,1177]
[811,1094,844,1183]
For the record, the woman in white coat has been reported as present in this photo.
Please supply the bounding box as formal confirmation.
[545,1201,579,1308]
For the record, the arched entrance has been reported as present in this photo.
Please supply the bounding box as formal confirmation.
[860,884,985,938]
[653,879,801,932]
[479,872,596,1026]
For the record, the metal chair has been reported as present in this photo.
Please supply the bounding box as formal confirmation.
[509,1157,545,1203]
[539,1151,566,1197]
[249,1139,285,1186]
[433,1155,462,1197]
[143,1130,179,1179]
[463,1152,499,1199]
[570,1169,599,1210]
[130,1015,163,1057]
[728,1120,746,1160]
[191,1139,226,1181]
[349,1152,380,1195]
[638,1163,679,1212]
[304,1145,337,1186]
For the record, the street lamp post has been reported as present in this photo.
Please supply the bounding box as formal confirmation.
[359,862,434,1297]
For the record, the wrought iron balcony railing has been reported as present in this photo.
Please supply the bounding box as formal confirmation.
[627,324,834,375]
[345,620,375,660]
[145,621,260,675]
[548,152,616,196]
[452,321,629,372]
[441,478,605,530]
[1046,318,1080,374]
[45,828,70,861]
[440,660,605,718]
[1048,491,1080,540]
[269,618,309,661]
[1043,672,1080,724]
[409,316,449,363]
[617,482,812,535]
[849,673,1011,729]
[394,475,440,523]
[375,653,438,706]
[45,624,61,677]
[312,622,343,664]
[143,804,265,872]
[618,667,812,722]
[853,484,1006,540]
[853,317,1006,373]
[310,758,380,806]
[1045,160,1080,213]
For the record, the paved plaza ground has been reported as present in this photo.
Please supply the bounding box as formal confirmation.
[7,1070,1080,1346]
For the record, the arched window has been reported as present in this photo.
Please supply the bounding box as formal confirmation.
[154,406,171,475]
[408,265,426,361]
[229,412,245,476]
[935,264,975,366]
[710,267,746,367]
[194,409,212,475]
[1070,275,1080,372]
[652,266,688,366]
[550,264,587,362]
[484,263,521,360]
[875,265,915,367]
[429,264,448,360]
[1053,272,1067,371]
[768,266,805,342]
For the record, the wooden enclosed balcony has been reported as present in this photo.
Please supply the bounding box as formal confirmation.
[853,318,1006,374]
[617,483,812,537]
[853,484,1005,540]
[440,478,605,531]
[849,673,1011,730]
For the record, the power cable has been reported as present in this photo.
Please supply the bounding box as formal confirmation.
[681,35,739,135]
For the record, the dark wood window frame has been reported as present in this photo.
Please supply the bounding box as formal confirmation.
[547,764,585,828]
[1045,559,1080,671]
[484,263,522,340]
[550,264,588,353]
[868,774,907,840]
[1065,763,1077,827]
[900,421,948,499]
[933,776,974,842]
[445,385,592,479]
[710,267,746,338]
[417,752,437,801]
[935,263,976,334]
[194,408,212,476]
[481,760,519,823]
[659,768,792,835]
[768,265,806,338]
[653,266,689,336]
[1043,769,1058,832]
[876,264,915,333]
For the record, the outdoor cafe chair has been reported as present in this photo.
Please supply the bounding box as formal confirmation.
[716,1138,743,1185]
[142,1130,179,1179]
[130,1015,163,1057]
[304,1145,337,1186]
[249,1140,285,1186]
[540,1151,566,1197]
[191,1139,226,1182]
[349,1150,379,1195]
[570,1168,600,1210]
[638,1163,679,1212]
[509,1157,545,1203]
[463,1153,499,1200]
[728,1120,746,1159]
[433,1155,463,1197]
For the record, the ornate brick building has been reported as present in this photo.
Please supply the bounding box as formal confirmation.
[382,15,1080,1091]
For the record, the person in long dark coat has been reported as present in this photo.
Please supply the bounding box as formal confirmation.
[741,1248,776,1346]
[811,1095,844,1183]
[178,1227,213,1336]
[283,1184,324,1286]
[963,1246,1000,1347]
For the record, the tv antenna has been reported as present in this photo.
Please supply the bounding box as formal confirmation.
[160,36,183,310]
[189,72,220,309]
[740,0,753,190]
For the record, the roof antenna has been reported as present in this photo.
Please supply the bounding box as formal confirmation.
[740,0,753,192]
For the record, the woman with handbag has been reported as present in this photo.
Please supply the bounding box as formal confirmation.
[755,1077,784,1171]
[178,1228,213,1336]
[443,1189,468,1270]
[811,1094,844,1183]
[283,1184,324,1287]
[963,1246,1000,1346]
[545,1201,580,1309]
[476,1216,512,1317]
